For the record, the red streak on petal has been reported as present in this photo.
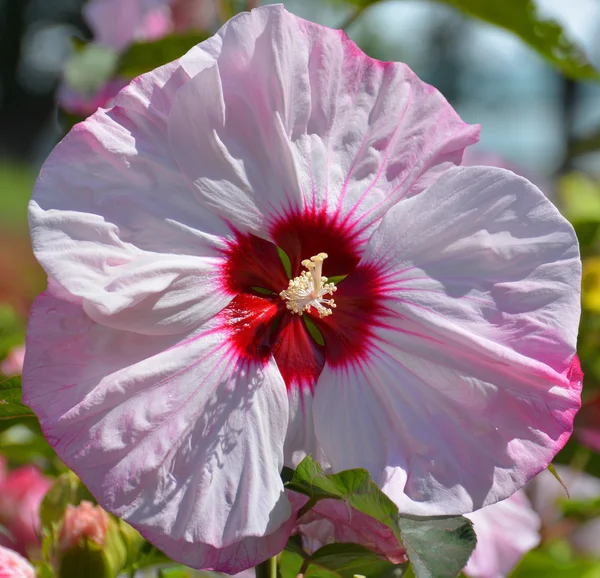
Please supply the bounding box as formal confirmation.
[272,315,325,392]
[220,292,279,363]
[270,208,362,276]
[221,293,325,391]
[316,263,386,367]
[221,230,288,294]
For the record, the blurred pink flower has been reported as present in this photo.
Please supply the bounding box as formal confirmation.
[83,0,217,51]
[464,491,541,578]
[0,345,25,377]
[83,0,173,51]
[59,501,109,551]
[0,460,52,556]
[0,546,35,578]
[60,0,218,116]
[294,499,407,564]
[529,465,600,557]
[26,4,581,572]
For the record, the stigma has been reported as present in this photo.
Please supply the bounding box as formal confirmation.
[280,253,337,318]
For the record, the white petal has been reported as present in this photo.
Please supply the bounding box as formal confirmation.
[284,386,329,469]
[314,166,581,515]
[30,60,234,335]
[464,491,540,578]
[169,5,478,238]
[23,291,292,571]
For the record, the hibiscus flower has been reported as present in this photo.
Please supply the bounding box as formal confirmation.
[25,4,582,572]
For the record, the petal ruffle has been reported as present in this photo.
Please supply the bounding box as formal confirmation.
[23,291,293,571]
[169,5,479,240]
[314,166,581,516]
[294,498,406,564]
[464,491,540,578]
[31,60,235,335]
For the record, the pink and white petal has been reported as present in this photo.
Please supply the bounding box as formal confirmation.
[170,5,479,240]
[314,167,580,516]
[284,386,329,470]
[31,60,236,335]
[464,491,540,578]
[296,499,407,564]
[22,292,292,571]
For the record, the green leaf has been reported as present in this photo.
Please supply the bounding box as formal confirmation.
[327,275,348,286]
[431,0,599,80]
[287,456,476,578]
[398,516,475,578]
[277,247,293,279]
[303,316,325,346]
[547,463,570,499]
[307,543,398,578]
[118,32,211,78]
[0,376,34,420]
[280,549,306,578]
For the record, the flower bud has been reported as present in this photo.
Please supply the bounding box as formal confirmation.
[54,501,144,578]
[59,501,108,552]
[0,460,51,555]
[0,545,35,578]
[0,345,25,377]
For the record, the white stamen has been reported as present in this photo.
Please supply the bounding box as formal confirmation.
[280,253,337,318]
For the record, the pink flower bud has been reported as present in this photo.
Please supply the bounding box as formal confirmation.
[0,462,51,555]
[59,501,109,552]
[0,545,35,578]
[0,345,25,377]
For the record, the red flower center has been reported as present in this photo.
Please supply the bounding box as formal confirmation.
[218,210,385,391]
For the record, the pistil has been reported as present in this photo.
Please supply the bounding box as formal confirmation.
[280,253,337,318]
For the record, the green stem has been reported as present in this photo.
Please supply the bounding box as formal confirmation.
[297,497,318,520]
[256,556,277,578]
[403,563,416,578]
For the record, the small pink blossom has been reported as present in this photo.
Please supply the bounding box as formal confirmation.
[83,0,173,51]
[0,346,25,377]
[464,491,541,578]
[60,0,218,116]
[26,5,581,572]
[0,546,35,578]
[57,78,129,118]
[83,0,218,51]
[0,460,52,556]
[59,501,109,551]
